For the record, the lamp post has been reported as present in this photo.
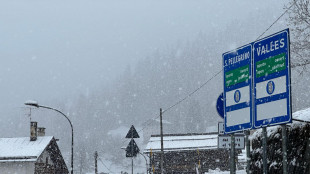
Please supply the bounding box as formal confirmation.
[139,152,148,174]
[25,100,74,174]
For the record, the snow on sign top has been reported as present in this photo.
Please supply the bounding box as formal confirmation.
[144,134,218,152]
[223,44,253,134]
[0,136,54,162]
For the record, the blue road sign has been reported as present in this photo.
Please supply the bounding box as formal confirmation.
[223,44,253,133]
[216,93,224,119]
[253,29,291,128]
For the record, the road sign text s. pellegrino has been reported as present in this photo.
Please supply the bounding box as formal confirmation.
[223,44,253,133]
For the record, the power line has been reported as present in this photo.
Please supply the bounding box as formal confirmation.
[162,69,222,114]
[120,113,160,147]
[121,69,223,146]
[256,0,297,41]
[98,157,116,174]
[139,69,222,131]
[137,115,161,134]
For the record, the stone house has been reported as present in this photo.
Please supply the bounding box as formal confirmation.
[0,122,68,174]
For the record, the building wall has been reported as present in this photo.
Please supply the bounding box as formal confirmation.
[149,149,230,173]
[35,144,69,174]
[0,161,35,174]
[37,150,53,165]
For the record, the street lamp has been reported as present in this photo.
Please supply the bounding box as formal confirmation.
[25,100,74,174]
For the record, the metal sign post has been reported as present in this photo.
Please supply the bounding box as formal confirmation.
[262,127,268,174]
[282,125,288,174]
[253,29,291,174]
[230,134,236,174]
[245,130,251,174]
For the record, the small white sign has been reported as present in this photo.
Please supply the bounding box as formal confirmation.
[218,136,245,149]
[218,122,225,135]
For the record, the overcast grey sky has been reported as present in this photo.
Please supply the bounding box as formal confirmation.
[0,0,288,116]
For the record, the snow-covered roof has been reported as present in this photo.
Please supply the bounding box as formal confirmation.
[153,119,172,124]
[142,118,172,126]
[0,136,54,162]
[108,126,130,136]
[144,133,218,153]
[292,107,310,123]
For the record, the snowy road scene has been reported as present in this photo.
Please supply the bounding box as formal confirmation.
[1,0,310,173]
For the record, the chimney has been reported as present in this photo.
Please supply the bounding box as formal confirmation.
[38,127,46,136]
[30,121,37,141]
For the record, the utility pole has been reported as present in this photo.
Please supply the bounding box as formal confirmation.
[94,151,98,174]
[160,108,164,174]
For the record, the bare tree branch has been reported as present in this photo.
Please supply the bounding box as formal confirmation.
[286,0,310,71]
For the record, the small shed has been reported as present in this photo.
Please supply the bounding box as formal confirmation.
[0,136,68,174]
[144,132,230,173]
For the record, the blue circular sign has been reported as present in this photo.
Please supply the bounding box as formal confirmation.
[234,90,241,103]
[216,93,224,119]
[266,81,275,95]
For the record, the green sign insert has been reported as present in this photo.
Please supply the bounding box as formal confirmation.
[225,65,249,87]
[256,53,286,78]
